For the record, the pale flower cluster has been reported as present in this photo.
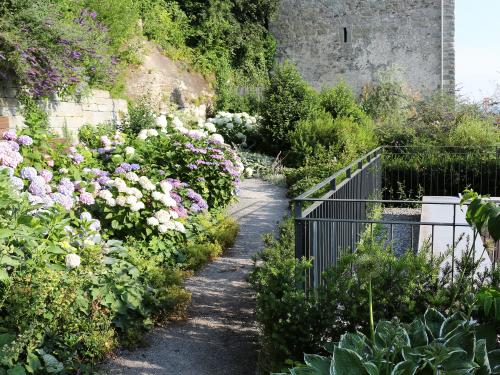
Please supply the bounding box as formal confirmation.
[207,112,258,146]
[98,174,186,234]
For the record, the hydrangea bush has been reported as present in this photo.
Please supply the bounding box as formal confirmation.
[0,107,244,372]
[207,112,258,147]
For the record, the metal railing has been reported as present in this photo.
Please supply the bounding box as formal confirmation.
[293,146,500,288]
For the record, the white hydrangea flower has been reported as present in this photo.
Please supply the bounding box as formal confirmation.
[125,172,139,182]
[152,191,164,201]
[226,123,234,130]
[129,188,143,198]
[80,212,92,221]
[161,195,177,208]
[204,122,217,133]
[147,217,160,226]
[170,210,179,219]
[210,134,224,144]
[130,201,145,212]
[106,197,116,207]
[174,221,186,233]
[116,196,127,206]
[160,181,173,193]
[137,129,148,140]
[126,195,138,206]
[245,167,254,177]
[65,253,81,269]
[158,224,169,233]
[125,146,135,156]
[148,129,159,137]
[155,209,171,224]
[156,115,168,129]
[172,117,183,128]
[99,189,113,200]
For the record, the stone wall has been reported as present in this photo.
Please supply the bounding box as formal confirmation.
[0,85,128,137]
[270,0,455,95]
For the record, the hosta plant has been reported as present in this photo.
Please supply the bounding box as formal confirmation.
[279,308,500,375]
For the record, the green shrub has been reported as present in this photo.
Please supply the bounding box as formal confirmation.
[122,98,157,137]
[320,82,371,127]
[259,62,320,154]
[449,116,500,146]
[251,215,495,372]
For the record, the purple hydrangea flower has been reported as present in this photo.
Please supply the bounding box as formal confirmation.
[130,163,140,171]
[190,203,201,213]
[2,130,16,141]
[17,135,33,146]
[10,176,24,190]
[114,167,126,174]
[20,167,37,181]
[58,178,75,196]
[39,169,53,183]
[187,164,198,170]
[50,192,74,210]
[80,212,92,221]
[89,219,101,231]
[97,176,112,185]
[120,163,132,172]
[28,176,48,197]
[8,141,19,152]
[197,177,206,182]
[73,154,84,164]
[79,191,95,205]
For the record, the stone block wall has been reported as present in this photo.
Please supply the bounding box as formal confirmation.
[0,84,128,137]
[271,0,455,95]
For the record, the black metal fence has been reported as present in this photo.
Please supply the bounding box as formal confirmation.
[293,146,500,288]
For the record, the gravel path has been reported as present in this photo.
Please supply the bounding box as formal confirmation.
[103,178,288,375]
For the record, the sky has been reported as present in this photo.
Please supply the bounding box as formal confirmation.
[456,0,500,102]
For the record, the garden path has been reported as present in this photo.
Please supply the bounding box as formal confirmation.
[104,178,288,375]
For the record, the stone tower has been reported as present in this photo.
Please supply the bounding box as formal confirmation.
[270,0,455,94]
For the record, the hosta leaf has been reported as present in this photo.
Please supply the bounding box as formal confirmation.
[303,354,330,374]
[441,348,477,371]
[476,324,497,351]
[363,362,378,375]
[445,331,476,362]
[475,339,491,374]
[424,309,445,339]
[440,312,466,339]
[488,349,500,373]
[391,360,419,375]
[338,332,372,358]
[374,321,410,351]
[407,320,428,347]
[331,347,367,375]
[6,366,25,375]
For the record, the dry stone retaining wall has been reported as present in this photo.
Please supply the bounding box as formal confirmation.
[0,84,128,137]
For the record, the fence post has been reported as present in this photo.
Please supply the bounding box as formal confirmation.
[294,200,304,260]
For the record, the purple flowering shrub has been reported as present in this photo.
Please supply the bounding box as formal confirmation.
[132,131,243,208]
[0,4,115,97]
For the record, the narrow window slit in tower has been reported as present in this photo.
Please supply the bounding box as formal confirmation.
[343,27,348,43]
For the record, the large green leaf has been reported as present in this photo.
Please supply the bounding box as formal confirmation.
[374,321,410,351]
[391,360,419,375]
[445,330,476,362]
[303,354,330,374]
[406,320,428,348]
[6,366,25,375]
[475,340,491,375]
[489,349,500,374]
[331,347,367,375]
[338,332,372,359]
[424,309,445,340]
